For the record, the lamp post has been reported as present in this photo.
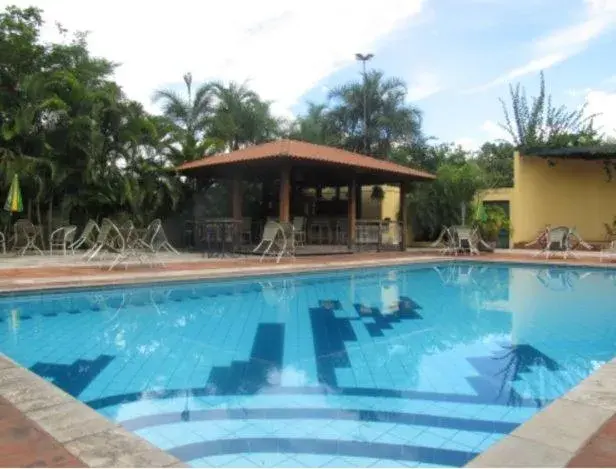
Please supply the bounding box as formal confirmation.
[355,53,373,154]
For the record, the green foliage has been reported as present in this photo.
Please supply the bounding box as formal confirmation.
[289,70,424,159]
[0,5,181,237]
[472,204,512,242]
[474,141,515,188]
[407,146,489,240]
[500,71,601,149]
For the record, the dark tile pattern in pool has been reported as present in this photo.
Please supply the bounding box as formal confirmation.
[120,407,519,434]
[11,283,566,467]
[30,355,115,397]
[207,323,285,395]
[168,437,478,467]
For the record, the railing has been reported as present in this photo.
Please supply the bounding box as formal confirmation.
[355,219,403,251]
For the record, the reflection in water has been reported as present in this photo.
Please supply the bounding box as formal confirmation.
[534,269,591,291]
[491,343,560,407]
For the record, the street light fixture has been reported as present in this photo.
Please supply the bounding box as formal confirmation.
[355,53,374,154]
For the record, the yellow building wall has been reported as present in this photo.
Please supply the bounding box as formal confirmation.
[512,152,616,244]
[359,185,400,220]
[359,184,412,245]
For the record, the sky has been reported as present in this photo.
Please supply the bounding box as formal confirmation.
[3,0,616,150]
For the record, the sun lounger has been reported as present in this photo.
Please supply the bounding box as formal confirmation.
[253,221,285,262]
[600,240,616,263]
[70,220,99,252]
[533,226,574,259]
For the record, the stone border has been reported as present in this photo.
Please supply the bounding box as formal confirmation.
[1,251,615,295]
[0,254,448,294]
[466,358,616,467]
[0,354,187,468]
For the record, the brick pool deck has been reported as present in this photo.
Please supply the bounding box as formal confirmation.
[1,249,615,467]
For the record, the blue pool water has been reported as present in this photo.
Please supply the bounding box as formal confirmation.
[1,261,615,467]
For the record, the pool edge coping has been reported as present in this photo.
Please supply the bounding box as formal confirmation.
[1,253,615,295]
[0,353,187,468]
[465,359,616,467]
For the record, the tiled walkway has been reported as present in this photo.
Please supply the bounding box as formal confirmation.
[0,396,85,467]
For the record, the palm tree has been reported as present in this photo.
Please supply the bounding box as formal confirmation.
[210,81,280,150]
[289,102,331,144]
[152,73,215,164]
[326,70,424,159]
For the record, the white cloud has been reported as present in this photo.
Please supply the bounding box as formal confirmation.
[5,0,425,117]
[467,0,616,93]
[407,71,441,101]
[454,119,512,151]
[454,137,478,151]
[585,90,616,137]
[480,119,511,141]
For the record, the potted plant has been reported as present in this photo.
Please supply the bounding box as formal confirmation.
[473,203,512,248]
[370,185,385,201]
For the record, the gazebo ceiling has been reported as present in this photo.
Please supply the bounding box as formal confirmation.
[176,139,435,184]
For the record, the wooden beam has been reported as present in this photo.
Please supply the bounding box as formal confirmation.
[279,165,291,222]
[232,176,242,219]
[399,182,407,251]
[348,178,357,249]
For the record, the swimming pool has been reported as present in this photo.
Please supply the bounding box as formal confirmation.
[1,261,615,467]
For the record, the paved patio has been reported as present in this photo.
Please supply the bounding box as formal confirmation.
[0,249,615,467]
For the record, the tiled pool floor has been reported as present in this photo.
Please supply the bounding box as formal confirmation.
[1,252,616,468]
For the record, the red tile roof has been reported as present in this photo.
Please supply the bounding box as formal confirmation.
[176,139,435,180]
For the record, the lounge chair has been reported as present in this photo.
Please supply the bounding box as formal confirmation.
[10,219,43,256]
[140,219,178,254]
[292,216,306,247]
[105,219,149,270]
[49,225,77,255]
[600,240,616,263]
[240,217,252,245]
[568,227,593,251]
[84,218,114,262]
[70,220,99,252]
[430,226,448,248]
[278,221,296,261]
[534,226,573,259]
[437,227,456,255]
[253,221,284,262]
[451,225,480,255]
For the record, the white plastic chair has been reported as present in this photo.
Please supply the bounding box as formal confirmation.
[10,219,43,256]
[140,219,178,254]
[292,216,306,246]
[50,225,77,255]
[84,218,114,262]
[533,226,574,259]
[253,221,284,262]
[450,226,480,255]
[70,220,99,252]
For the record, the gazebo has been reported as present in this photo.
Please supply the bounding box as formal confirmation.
[177,139,435,251]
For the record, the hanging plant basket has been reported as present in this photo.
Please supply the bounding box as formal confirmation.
[371,185,384,200]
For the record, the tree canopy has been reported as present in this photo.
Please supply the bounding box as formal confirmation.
[0,4,610,245]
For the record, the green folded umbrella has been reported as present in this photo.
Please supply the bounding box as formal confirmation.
[4,173,24,213]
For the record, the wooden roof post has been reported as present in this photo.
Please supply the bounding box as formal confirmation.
[232,176,242,220]
[399,182,407,251]
[279,165,291,222]
[348,177,357,250]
